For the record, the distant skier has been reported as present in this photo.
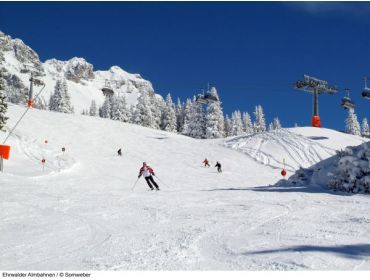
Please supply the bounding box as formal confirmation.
[138,162,160,191]
[203,158,210,167]
[117,148,122,156]
[215,161,222,173]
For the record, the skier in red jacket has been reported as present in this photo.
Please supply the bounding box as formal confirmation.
[203,158,210,167]
[138,162,160,190]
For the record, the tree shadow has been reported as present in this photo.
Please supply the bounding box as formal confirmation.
[308,136,329,140]
[203,185,356,196]
[243,244,370,260]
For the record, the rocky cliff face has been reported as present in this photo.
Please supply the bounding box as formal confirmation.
[0,30,157,112]
[44,57,95,82]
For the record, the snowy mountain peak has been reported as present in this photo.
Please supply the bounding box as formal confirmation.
[44,57,95,82]
[0,30,158,113]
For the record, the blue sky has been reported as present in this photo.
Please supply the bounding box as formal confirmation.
[1,1,370,130]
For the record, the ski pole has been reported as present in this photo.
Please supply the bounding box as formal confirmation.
[131,177,140,191]
[154,175,171,188]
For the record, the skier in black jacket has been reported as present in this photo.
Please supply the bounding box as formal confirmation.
[215,161,222,173]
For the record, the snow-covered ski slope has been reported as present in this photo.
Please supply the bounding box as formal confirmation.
[1,105,370,270]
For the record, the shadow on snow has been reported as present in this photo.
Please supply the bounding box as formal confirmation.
[243,244,370,260]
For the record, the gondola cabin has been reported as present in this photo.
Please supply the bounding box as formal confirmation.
[195,86,220,104]
[362,88,370,100]
[341,96,355,110]
[101,80,114,96]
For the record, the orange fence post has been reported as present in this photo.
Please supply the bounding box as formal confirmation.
[0,145,11,172]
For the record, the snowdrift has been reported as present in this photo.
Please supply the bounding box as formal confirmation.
[275,141,370,194]
[224,127,365,171]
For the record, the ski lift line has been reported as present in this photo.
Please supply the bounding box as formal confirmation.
[2,84,46,144]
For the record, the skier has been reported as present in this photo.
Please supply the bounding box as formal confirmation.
[203,158,210,167]
[117,148,122,156]
[138,162,160,191]
[215,161,222,173]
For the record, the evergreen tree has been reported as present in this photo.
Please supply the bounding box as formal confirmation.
[128,105,135,123]
[99,95,112,119]
[224,115,233,137]
[161,93,177,132]
[182,98,192,135]
[253,105,266,133]
[49,79,63,112]
[0,68,8,131]
[361,117,370,137]
[60,79,73,113]
[176,98,185,133]
[345,110,361,136]
[49,78,73,113]
[205,89,225,138]
[268,122,274,131]
[184,97,205,139]
[231,110,243,136]
[110,95,129,122]
[133,93,154,128]
[242,112,253,134]
[150,94,163,129]
[272,117,282,130]
[89,100,98,116]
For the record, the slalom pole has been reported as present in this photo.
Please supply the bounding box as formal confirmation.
[131,177,140,191]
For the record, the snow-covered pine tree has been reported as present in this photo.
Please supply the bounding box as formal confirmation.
[268,122,274,131]
[110,95,129,122]
[128,105,135,123]
[205,89,224,138]
[99,95,112,119]
[184,97,205,139]
[89,100,98,116]
[176,98,185,133]
[224,115,232,137]
[345,110,361,136]
[272,117,282,130]
[49,79,63,112]
[0,68,9,131]
[242,112,253,134]
[150,94,163,129]
[361,117,370,137]
[231,110,243,136]
[49,78,73,114]
[161,93,177,132]
[133,93,154,128]
[60,79,73,114]
[253,105,266,133]
[181,98,192,135]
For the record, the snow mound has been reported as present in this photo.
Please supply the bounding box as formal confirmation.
[225,129,333,171]
[273,140,370,194]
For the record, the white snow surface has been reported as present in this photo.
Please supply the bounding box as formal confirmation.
[1,105,370,270]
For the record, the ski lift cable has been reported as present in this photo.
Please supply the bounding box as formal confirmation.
[2,84,46,144]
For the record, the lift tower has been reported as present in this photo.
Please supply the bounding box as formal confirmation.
[294,75,338,127]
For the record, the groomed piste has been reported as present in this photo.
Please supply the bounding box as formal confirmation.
[1,104,370,270]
